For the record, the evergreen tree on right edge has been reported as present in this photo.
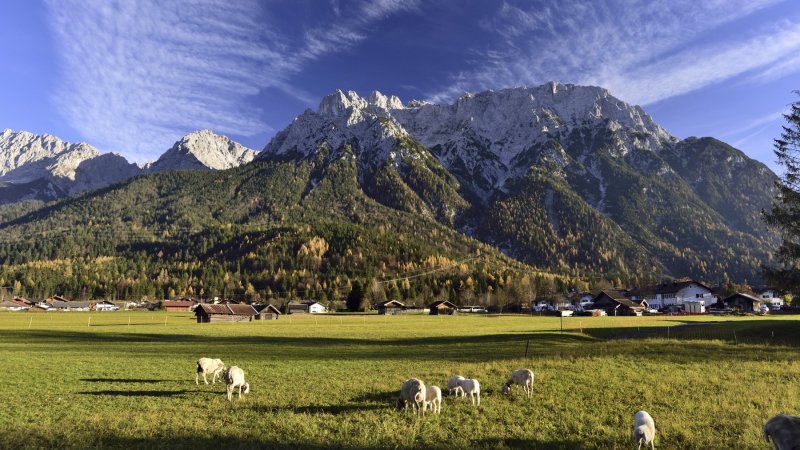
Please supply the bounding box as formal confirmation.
[764,92,800,295]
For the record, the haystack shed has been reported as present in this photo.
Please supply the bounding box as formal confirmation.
[195,303,258,323]
[428,300,458,315]
[255,304,282,320]
[376,300,405,315]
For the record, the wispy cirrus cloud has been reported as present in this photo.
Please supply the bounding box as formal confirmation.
[46,0,418,162]
[429,0,798,106]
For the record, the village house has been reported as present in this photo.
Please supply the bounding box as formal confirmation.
[428,300,458,315]
[0,301,20,310]
[757,289,785,309]
[631,279,714,310]
[49,300,90,311]
[254,304,281,320]
[287,300,327,314]
[723,293,762,313]
[195,303,258,323]
[94,300,120,311]
[591,289,648,316]
[376,300,405,315]
[13,297,33,308]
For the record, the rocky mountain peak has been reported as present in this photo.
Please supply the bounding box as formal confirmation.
[0,129,101,180]
[318,89,404,118]
[148,130,256,172]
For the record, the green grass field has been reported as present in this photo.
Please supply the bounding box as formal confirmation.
[1,312,799,449]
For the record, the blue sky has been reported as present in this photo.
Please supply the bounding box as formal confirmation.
[1,0,799,171]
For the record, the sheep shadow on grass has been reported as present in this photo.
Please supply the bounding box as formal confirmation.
[80,378,167,383]
[475,437,612,449]
[78,389,213,397]
[250,402,387,416]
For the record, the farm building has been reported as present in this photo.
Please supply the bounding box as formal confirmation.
[162,300,196,312]
[428,300,458,315]
[13,297,33,307]
[0,301,20,310]
[287,300,327,314]
[49,301,90,311]
[591,290,648,316]
[631,278,714,310]
[94,301,119,311]
[195,303,258,323]
[255,304,282,320]
[376,300,405,315]
[723,293,762,313]
[46,295,69,303]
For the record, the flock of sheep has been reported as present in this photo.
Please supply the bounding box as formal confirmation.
[197,358,798,448]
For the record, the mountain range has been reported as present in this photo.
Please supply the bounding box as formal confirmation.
[0,83,780,299]
[0,128,256,204]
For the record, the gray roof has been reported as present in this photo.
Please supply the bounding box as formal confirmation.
[50,301,90,308]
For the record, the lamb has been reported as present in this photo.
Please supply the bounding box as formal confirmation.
[447,375,466,397]
[425,385,442,414]
[632,410,656,450]
[224,366,250,402]
[195,357,225,385]
[502,369,534,398]
[396,378,427,415]
[456,378,481,407]
[764,413,800,449]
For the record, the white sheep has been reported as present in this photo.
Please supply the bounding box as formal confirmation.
[764,413,800,449]
[396,378,427,415]
[224,366,250,402]
[425,385,442,414]
[632,410,656,450]
[195,357,225,385]
[456,378,480,407]
[447,375,466,398]
[502,368,534,398]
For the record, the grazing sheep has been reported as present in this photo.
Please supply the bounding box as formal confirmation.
[425,385,442,414]
[195,358,225,385]
[632,410,656,450]
[502,369,534,398]
[456,378,481,407]
[764,413,800,449]
[447,375,466,398]
[396,378,427,415]
[224,366,250,402]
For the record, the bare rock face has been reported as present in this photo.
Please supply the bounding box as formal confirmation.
[147,129,256,172]
[0,129,257,204]
[0,129,101,182]
[262,83,677,200]
[0,129,141,203]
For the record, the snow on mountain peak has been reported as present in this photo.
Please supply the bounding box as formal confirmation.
[263,82,679,201]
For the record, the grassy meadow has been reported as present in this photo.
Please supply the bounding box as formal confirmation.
[1,311,799,449]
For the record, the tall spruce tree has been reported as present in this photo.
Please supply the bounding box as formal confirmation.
[764,93,800,290]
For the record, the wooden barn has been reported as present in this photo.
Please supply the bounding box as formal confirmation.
[723,293,761,313]
[591,289,647,316]
[376,300,405,315]
[195,304,258,323]
[255,304,282,320]
[428,300,458,315]
[162,300,196,312]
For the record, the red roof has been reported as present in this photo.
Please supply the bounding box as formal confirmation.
[163,300,195,307]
